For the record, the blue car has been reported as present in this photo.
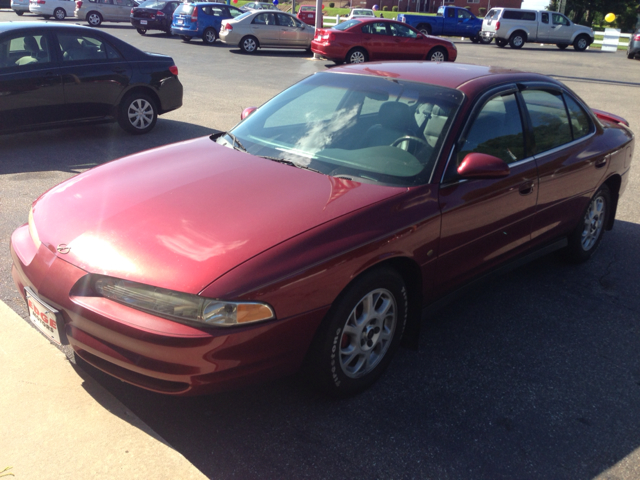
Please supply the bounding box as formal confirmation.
[171,2,245,44]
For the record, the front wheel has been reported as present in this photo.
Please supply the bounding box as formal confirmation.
[16,10,24,15]
[239,35,258,53]
[86,11,102,26]
[557,43,569,50]
[181,35,191,42]
[573,35,590,51]
[202,27,218,45]
[53,7,65,20]
[427,46,447,62]
[346,47,367,64]
[306,267,407,397]
[565,185,610,263]
[136,28,147,35]
[118,92,158,135]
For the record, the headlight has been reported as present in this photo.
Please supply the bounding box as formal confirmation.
[92,275,275,327]
[28,206,41,249]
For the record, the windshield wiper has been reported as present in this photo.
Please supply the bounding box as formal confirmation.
[225,132,247,152]
[259,156,324,175]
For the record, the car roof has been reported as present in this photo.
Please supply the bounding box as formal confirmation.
[0,22,99,34]
[328,62,560,92]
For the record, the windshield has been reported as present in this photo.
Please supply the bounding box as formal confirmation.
[138,0,167,7]
[334,19,360,31]
[218,72,463,186]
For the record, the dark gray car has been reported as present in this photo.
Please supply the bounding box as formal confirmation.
[627,29,640,59]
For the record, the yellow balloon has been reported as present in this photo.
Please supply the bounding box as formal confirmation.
[605,13,616,23]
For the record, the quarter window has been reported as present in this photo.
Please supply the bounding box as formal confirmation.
[564,94,593,140]
[361,22,388,35]
[389,23,417,38]
[57,33,122,62]
[521,90,572,153]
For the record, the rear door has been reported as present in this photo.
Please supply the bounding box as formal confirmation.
[0,30,64,131]
[360,21,396,60]
[276,12,306,46]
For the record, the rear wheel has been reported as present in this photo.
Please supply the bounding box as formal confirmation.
[203,27,218,45]
[509,31,525,49]
[427,46,447,62]
[239,35,258,53]
[573,34,590,51]
[43,15,50,19]
[628,49,636,59]
[346,47,367,64]
[86,11,102,26]
[53,7,65,20]
[470,36,479,44]
[136,27,147,35]
[565,185,610,263]
[118,92,158,135]
[181,35,191,42]
[557,43,568,50]
[496,38,507,48]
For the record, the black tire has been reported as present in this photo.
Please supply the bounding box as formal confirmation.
[573,34,590,51]
[239,35,258,53]
[565,185,610,263]
[16,10,24,15]
[136,28,147,35]
[43,15,50,19]
[202,27,218,45]
[181,35,191,42]
[306,267,408,397]
[417,24,431,36]
[509,31,525,49]
[628,49,636,59]
[118,92,158,135]
[346,47,368,64]
[478,35,492,44]
[496,38,507,48]
[53,7,65,20]
[470,36,479,44]
[427,46,447,62]
[557,43,569,50]
[86,11,102,26]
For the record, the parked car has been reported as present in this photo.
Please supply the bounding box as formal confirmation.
[76,0,139,27]
[481,8,594,50]
[240,1,277,12]
[11,61,633,397]
[29,0,75,20]
[11,0,30,16]
[0,0,10,8]
[627,29,640,59]
[399,6,490,44]
[171,2,244,44]
[312,18,457,64]
[0,22,182,134]
[131,0,180,35]
[219,10,314,53]
[346,8,374,20]
[296,4,319,27]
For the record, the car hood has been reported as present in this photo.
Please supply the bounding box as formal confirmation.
[32,137,405,294]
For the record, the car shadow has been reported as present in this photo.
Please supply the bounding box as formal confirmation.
[75,219,640,479]
[228,48,312,59]
[0,119,216,175]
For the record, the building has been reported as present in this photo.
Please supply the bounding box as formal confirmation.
[353,0,523,16]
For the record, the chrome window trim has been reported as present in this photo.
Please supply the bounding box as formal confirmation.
[532,130,596,160]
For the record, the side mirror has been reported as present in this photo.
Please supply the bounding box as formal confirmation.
[457,152,510,179]
[241,106,258,120]
[416,33,424,39]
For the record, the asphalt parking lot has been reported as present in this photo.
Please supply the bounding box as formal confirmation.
[2,11,640,479]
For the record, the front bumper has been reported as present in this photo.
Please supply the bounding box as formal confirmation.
[11,224,326,395]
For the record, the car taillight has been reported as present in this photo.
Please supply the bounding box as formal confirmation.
[36,0,45,4]
[169,65,178,76]
[635,34,640,41]
[191,8,197,22]
[225,23,233,31]
[156,10,164,16]
[130,7,133,13]
[495,21,500,30]
[76,0,82,7]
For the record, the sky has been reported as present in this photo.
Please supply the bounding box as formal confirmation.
[521,0,551,9]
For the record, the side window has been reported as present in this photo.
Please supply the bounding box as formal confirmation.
[228,7,243,17]
[211,7,224,16]
[277,13,296,27]
[456,93,525,169]
[0,34,54,68]
[389,23,417,38]
[252,13,268,24]
[563,94,593,140]
[57,33,122,62]
[521,89,572,153]
[446,8,455,18]
[541,12,548,24]
[457,9,472,19]
[552,13,569,26]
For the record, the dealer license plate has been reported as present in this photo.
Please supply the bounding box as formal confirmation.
[25,287,63,345]
[141,19,147,24]
[176,18,183,24]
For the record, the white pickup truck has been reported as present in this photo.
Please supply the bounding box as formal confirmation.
[480,8,594,51]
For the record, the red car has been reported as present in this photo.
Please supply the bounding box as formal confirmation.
[11,63,633,397]
[297,5,320,27]
[312,18,457,64]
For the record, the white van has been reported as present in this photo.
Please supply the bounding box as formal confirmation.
[481,8,594,51]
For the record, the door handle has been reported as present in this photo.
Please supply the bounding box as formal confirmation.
[519,181,535,195]
[595,156,608,169]
[112,68,126,73]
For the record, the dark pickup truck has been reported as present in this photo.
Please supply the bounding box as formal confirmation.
[398,6,491,43]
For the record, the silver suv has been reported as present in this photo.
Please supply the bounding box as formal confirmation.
[481,8,594,51]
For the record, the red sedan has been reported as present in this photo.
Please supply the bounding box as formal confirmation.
[311,18,457,64]
[11,63,633,397]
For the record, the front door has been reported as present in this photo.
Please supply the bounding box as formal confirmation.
[252,12,279,46]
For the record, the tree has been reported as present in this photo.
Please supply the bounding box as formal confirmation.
[562,0,638,30]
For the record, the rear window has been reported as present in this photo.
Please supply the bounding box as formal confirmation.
[484,9,499,19]
[138,0,167,7]
[502,10,536,21]
[333,19,360,31]
[174,3,193,14]
[300,5,314,11]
